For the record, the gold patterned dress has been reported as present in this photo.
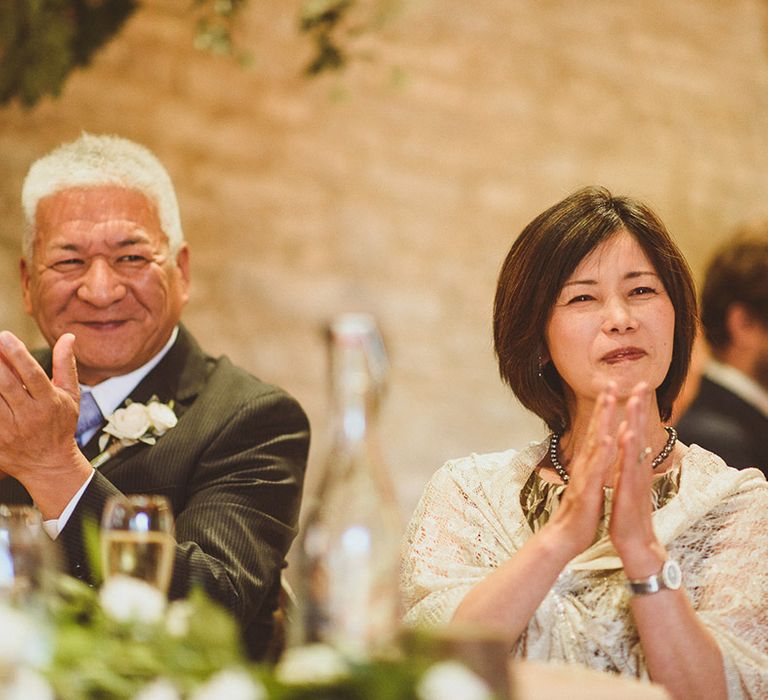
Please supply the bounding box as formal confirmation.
[520,467,681,543]
[401,439,768,698]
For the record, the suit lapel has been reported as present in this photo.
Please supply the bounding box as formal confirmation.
[91,325,209,477]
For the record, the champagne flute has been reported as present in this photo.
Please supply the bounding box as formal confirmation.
[100,495,175,594]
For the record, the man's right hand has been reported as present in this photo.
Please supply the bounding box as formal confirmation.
[0,331,93,517]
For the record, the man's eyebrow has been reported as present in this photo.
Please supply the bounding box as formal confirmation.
[52,243,81,253]
[562,271,659,288]
[50,236,150,252]
[115,236,150,247]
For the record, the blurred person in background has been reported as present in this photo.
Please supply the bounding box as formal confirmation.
[676,234,768,476]
[0,133,309,658]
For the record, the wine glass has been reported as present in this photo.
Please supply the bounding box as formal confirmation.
[0,505,58,673]
[0,505,58,605]
[100,495,175,594]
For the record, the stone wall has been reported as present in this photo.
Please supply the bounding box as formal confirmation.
[1,0,767,522]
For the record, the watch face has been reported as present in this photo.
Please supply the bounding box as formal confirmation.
[662,559,682,590]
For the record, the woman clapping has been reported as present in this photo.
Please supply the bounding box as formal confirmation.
[402,187,768,700]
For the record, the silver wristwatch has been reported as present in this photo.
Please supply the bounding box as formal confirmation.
[626,559,682,596]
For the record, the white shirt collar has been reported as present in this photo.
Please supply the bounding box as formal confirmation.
[81,326,179,418]
[704,358,768,419]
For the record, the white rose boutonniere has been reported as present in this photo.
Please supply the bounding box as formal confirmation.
[147,401,178,434]
[92,396,177,469]
[104,402,151,442]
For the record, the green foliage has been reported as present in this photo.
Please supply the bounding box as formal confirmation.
[192,0,250,59]
[82,515,103,587]
[0,0,137,107]
[0,0,404,108]
[46,578,244,700]
[300,0,353,75]
[32,575,501,699]
[300,0,406,76]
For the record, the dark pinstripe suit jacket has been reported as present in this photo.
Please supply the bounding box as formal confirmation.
[0,325,310,658]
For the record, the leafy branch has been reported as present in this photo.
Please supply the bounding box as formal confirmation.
[0,0,138,107]
[0,0,403,108]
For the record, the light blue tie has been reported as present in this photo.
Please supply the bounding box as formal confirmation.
[75,391,103,448]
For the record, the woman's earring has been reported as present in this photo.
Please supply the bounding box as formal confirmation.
[537,357,544,378]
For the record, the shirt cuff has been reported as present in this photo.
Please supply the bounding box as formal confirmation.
[42,471,96,540]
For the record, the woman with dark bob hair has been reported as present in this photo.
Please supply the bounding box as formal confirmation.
[402,187,768,699]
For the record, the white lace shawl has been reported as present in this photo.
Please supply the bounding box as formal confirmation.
[401,441,768,699]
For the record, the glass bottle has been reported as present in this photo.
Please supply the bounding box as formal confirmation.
[293,313,402,657]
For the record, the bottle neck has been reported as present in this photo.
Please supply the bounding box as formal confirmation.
[329,336,382,446]
[324,344,393,502]
[334,383,377,446]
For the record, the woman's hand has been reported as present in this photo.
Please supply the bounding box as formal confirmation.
[609,382,668,575]
[547,384,618,556]
[452,383,619,638]
[608,384,727,700]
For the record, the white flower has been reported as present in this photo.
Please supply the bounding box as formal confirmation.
[97,397,177,456]
[0,604,36,664]
[134,679,181,700]
[4,667,54,700]
[417,661,493,700]
[105,402,151,441]
[275,644,350,685]
[148,401,178,434]
[99,575,166,624]
[190,669,267,700]
[165,600,193,637]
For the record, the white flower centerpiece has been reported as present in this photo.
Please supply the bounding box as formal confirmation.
[48,578,251,699]
[92,397,177,469]
[417,660,494,700]
[41,573,505,700]
[98,576,167,625]
[0,604,54,700]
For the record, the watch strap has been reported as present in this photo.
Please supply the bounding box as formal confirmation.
[626,559,682,596]
[626,572,664,595]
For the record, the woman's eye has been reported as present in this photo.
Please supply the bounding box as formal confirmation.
[630,286,657,296]
[567,294,594,304]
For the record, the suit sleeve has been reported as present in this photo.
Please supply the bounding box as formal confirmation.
[169,387,309,616]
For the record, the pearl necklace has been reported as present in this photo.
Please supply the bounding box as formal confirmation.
[548,426,677,484]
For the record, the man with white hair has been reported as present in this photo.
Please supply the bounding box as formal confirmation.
[0,133,310,658]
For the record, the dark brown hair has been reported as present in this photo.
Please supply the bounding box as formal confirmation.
[700,232,768,351]
[493,186,697,432]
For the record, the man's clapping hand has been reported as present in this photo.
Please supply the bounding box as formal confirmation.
[0,331,92,517]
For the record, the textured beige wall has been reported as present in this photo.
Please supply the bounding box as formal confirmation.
[1,0,768,520]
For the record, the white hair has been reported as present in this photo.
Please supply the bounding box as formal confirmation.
[21,132,184,259]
